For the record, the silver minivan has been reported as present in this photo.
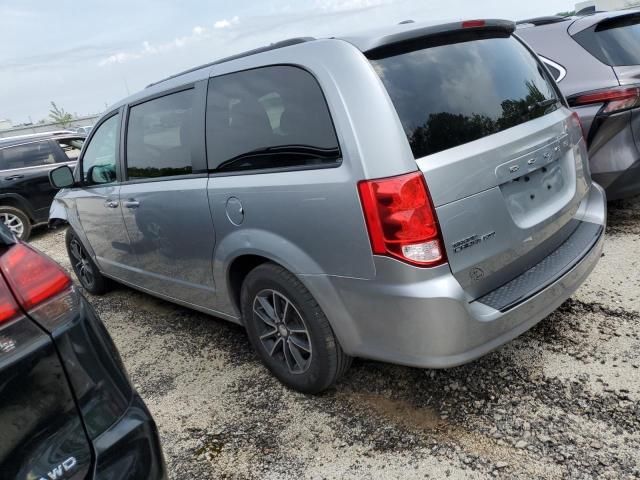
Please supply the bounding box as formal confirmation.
[49,19,606,393]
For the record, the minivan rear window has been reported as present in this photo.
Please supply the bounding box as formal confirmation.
[573,15,640,66]
[370,34,560,158]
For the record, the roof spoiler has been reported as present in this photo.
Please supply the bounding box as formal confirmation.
[595,11,640,31]
[568,9,640,35]
[362,19,515,57]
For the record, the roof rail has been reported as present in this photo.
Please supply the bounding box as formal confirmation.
[146,37,316,89]
[516,15,569,26]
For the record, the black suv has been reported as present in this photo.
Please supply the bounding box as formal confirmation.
[0,222,167,479]
[0,131,84,240]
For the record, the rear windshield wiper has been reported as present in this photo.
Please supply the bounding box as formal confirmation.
[528,98,559,112]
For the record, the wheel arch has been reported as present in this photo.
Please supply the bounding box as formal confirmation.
[0,194,35,222]
[227,254,272,316]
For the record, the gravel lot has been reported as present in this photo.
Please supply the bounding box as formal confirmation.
[30,194,640,479]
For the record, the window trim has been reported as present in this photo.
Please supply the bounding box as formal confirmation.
[205,63,343,175]
[120,81,208,185]
[78,108,122,188]
[539,55,567,83]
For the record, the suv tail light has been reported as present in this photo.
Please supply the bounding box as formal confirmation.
[358,171,446,267]
[0,274,20,325]
[568,86,640,114]
[0,243,72,326]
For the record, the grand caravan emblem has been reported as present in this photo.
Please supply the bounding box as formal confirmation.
[452,231,496,253]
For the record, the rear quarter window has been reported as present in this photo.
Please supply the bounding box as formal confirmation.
[370,34,560,158]
[573,15,640,66]
[205,65,341,172]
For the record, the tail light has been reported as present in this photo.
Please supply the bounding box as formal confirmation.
[568,86,640,114]
[358,171,446,267]
[0,274,20,325]
[0,243,73,327]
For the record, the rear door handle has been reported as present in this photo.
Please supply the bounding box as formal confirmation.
[104,200,119,208]
[4,175,24,181]
[123,200,140,209]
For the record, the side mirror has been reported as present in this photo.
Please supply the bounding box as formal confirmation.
[49,165,75,189]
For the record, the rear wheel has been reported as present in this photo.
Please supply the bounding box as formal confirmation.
[65,228,111,295]
[0,206,31,240]
[241,263,351,393]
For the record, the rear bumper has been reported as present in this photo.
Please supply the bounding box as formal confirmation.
[304,183,606,369]
[92,394,167,480]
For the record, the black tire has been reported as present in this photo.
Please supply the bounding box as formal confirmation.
[0,206,31,241]
[241,262,351,393]
[65,228,111,295]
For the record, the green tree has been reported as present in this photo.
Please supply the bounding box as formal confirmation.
[49,101,73,128]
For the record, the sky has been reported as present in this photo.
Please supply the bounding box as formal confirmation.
[0,0,576,125]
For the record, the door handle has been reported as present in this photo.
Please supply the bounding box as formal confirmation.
[123,200,140,209]
[104,200,119,208]
[4,175,24,181]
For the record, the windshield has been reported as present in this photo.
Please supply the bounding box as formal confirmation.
[370,34,560,159]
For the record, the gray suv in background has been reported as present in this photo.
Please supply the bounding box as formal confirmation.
[518,10,640,200]
[49,19,606,393]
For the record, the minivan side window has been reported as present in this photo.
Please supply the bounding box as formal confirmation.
[126,89,195,179]
[82,114,119,185]
[206,66,341,172]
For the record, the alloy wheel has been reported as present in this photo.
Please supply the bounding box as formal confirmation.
[69,237,95,289]
[0,213,24,238]
[253,289,313,374]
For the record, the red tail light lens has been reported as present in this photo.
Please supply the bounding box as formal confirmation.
[0,243,71,312]
[0,273,20,325]
[569,86,640,114]
[358,172,446,267]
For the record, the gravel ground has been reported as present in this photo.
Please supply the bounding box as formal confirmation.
[30,194,640,479]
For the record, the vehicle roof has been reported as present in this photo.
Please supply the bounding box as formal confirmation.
[516,15,572,28]
[568,8,640,34]
[107,18,514,113]
[516,8,640,35]
[0,131,85,149]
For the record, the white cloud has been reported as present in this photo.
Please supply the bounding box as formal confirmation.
[214,15,239,29]
[98,21,226,67]
[98,16,240,67]
[98,51,141,66]
[314,0,391,11]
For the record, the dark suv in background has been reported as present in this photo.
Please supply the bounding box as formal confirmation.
[0,222,166,479]
[518,9,640,200]
[0,131,84,239]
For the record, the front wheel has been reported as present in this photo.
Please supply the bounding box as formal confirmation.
[241,263,351,393]
[65,228,111,295]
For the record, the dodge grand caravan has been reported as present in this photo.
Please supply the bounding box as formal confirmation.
[49,19,606,393]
